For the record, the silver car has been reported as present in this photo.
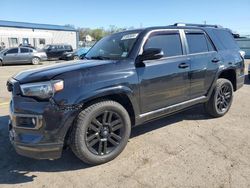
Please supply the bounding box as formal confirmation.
[0,47,47,66]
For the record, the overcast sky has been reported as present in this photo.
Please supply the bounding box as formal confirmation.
[1,0,250,34]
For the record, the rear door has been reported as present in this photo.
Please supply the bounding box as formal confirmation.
[138,30,191,114]
[184,30,219,99]
[46,45,56,59]
[19,47,31,63]
[3,48,19,64]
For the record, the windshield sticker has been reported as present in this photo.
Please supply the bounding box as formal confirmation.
[121,33,139,40]
[121,52,128,57]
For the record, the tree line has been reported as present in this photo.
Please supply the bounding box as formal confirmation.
[65,24,135,41]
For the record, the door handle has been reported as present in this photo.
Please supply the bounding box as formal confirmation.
[178,63,189,69]
[211,58,220,63]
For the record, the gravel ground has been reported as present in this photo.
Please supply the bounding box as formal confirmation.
[0,60,249,188]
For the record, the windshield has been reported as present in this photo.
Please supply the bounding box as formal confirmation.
[85,31,140,60]
[0,49,7,54]
[43,45,51,50]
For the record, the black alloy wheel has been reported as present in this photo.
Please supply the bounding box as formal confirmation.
[86,110,125,156]
[216,83,232,113]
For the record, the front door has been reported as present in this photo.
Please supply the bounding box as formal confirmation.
[3,48,19,64]
[137,30,190,114]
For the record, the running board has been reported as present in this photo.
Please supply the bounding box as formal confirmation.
[139,96,207,122]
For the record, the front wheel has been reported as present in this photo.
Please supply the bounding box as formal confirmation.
[0,60,3,66]
[31,57,40,65]
[70,100,131,165]
[73,56,80,60]
[205,78,233,118]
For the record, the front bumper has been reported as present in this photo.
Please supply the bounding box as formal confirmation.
[8,95,79,160]
[9,118,63,159]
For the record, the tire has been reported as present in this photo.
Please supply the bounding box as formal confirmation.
[205,78,234,118]
[0,60,3,66]
[73,56,80,60]
[70,100,131,165]
[31,57,40,65]
[248,74,250,80]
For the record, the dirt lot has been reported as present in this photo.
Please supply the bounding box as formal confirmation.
[0,60,250,188]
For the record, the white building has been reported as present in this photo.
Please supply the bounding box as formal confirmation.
[0,20,79,49]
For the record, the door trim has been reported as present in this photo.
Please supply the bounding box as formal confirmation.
[139,96,207,120]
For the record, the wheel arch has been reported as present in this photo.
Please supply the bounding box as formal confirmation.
[217,68,237,91]
[63,86,140,146]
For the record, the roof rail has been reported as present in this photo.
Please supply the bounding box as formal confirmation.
[172,23,223,28]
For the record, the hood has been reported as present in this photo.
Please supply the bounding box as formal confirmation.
[13,60,115,83]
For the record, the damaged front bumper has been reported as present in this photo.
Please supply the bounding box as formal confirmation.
[8,94,80,160]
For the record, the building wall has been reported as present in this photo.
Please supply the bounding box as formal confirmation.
[0,26,77,49]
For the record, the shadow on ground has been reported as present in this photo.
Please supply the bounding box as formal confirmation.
[0,105,210,185]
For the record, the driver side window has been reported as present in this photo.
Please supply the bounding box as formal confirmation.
[7,48,18,54]
[144,32,183,57]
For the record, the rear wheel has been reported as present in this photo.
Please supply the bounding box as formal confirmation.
[70,100,131,165]
[205,78,233,118]
[31,57,40,65]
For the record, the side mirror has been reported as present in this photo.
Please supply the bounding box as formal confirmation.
[3,52,7,56]
[139,48,164,61]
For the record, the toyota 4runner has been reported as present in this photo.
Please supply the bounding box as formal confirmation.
[7,24,245,165]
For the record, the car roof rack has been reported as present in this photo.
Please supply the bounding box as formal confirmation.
[172,23,223,28]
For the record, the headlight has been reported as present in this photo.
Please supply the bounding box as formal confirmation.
[20,80,64,99]
[66,54,72,57]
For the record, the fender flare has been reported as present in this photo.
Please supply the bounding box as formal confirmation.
[59,85,140,142]
[206,66,236,99]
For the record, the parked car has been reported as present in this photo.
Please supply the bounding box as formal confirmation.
[235,38,250,59]
[7,24,245,165]
[60,47,90,60]
[0,47,47,66]
[43,44,73,60]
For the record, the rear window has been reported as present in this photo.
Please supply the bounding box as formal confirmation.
[186,33,209,54]
[214,30,239,50]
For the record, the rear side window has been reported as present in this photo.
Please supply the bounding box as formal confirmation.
[214,30,239,50]
[186,33,210,54]
[64,45,72,50]
[20,48,30,53]
[144,33,183,57]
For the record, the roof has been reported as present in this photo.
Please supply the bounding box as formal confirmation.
[0,20,76,32]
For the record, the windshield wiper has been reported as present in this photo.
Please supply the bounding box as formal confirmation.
[89,56,111,60]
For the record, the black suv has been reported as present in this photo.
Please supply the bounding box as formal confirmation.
[7,24,245,165]
[43,44,73,60]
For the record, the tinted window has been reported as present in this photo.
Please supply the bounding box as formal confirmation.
[7,48,18,54]
[214,30,239,50]
[144,33,183,57]
[20,48,30,53]
[64,45,72,50]
[186,33,209,54]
